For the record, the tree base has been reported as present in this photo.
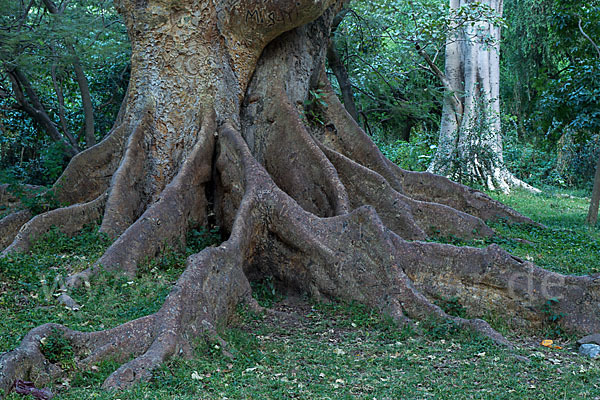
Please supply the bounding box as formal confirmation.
[0,4,598,397]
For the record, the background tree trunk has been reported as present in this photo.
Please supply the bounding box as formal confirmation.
[327,9,361,124]
[428,0,537,193]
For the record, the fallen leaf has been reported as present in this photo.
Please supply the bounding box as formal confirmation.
[541,340,563,349]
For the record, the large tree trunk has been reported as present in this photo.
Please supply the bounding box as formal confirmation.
[428,0,537,193]
[1,0,598,396]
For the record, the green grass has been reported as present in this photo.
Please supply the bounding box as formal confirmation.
[488,188,600,276]
[2,189,600,399]
[431,188,600,276]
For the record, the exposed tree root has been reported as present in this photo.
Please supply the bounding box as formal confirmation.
[1,194,107,256]
[319,143,494,240]
[99,112,153,238]
[317,73,406,193]
[0,210,32,250]
[52,123,129,206]
[259,88,350,217]
[391,166,543,226]
[0,124,129,256]
[67,115,216,286]
[396,240,600,333]
[316,75,540,226]
[223,126,511,348]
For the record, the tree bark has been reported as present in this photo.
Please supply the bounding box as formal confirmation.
[0,0,598,396]
[427,0,537,193]
[587,153,600,225]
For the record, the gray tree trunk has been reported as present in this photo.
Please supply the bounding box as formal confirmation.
[428,0,538,193]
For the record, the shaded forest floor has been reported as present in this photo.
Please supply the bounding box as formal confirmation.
[1,188,599,399]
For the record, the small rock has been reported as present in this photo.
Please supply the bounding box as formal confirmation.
[577,334,600,346]
[579,344,600,359]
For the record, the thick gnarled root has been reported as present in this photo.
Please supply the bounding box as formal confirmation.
[0,210,32,250]
[397,241,600,333]
[315,72,539,227]
[53,123,129,206]
[320,143,494,240]
[1,191,258,394]
[223,127,512,346]
[260,89,350,217]
[1,194,107,256]
[0,317,156,396]
[394,168,543,226]
[99,113,153,238]
[69,116,216,282]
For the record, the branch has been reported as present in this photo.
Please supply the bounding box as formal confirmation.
[50,62,79,149]
[331,8,350,32]
[5,66,79,157]
[415,45,463,118]
[42,0,96,147]
[578,16,600,59]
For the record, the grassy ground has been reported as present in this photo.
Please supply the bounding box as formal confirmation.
[1,189,599,399]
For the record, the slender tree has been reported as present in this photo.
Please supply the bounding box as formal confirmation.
[579,15,600,225]
[0,0,599,395]
[0,0,129,160]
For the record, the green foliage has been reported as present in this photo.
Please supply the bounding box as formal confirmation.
[374,128,437,171]
[540,297,565,337]
[251,276,282,308]
[434,296,468,319]
[334,0,505,149]
[301,88,328,126]
[501,0,600,189]
[423,318,461,339]
[186,225,221,255]
[5,184,62,215]
[0,0,130,185]
[40,327,75,366]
